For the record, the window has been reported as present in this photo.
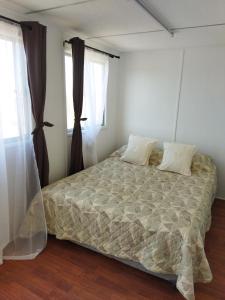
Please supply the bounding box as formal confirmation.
[64,54,74,130]
[0,23,31,140]
[64,49,108,131]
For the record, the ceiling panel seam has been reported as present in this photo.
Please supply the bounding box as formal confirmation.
[25,0,96,14]
[86,22,225,39]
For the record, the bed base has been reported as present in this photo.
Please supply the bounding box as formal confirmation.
[69,239,177,287]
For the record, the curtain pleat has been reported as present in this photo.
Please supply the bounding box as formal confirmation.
[21,22,53,187]
[69,37,85,175]
[0,20,47,264]
[82,50,109,168]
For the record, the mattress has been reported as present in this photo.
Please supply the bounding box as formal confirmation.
[42,147,217,300]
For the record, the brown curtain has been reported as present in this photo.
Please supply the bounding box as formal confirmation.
[21,22,53,187]
[69,37,85,175]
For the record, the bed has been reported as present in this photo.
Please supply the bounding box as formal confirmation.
[42,147,217,300]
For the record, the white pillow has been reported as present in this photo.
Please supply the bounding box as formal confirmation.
[157,142,196,176]
[120,135,158,166]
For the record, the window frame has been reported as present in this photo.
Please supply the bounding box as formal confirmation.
[64,51,108,135]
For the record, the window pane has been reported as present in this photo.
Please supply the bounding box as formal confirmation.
[64,52,107,130]
[92,62,105,126]
[0,39,19,138]
[64,55,74,130]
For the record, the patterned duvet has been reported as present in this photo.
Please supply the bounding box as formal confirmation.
[42,147,217,300]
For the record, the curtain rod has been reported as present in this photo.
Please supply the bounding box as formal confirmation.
[64,40,120,59]
[0,15,31,30]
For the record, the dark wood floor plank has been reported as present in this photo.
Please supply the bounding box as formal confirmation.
[0,199,225,300]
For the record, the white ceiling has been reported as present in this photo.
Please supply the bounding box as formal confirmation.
[2,0,225,51]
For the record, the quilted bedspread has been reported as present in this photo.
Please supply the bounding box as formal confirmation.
[42,147,217,300]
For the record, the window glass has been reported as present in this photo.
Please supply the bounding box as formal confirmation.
[64,51,108,130]
[0,39,19,138]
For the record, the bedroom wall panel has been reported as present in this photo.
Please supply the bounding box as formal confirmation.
[176,46,225,198]
[117,50,183,146]
[43,24,68,182]
[118,46,225,199]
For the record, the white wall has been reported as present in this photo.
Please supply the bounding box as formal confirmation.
[117,50,183,145]
[176,46,225,198]
[43,24,68,182]
[117,46,225,199]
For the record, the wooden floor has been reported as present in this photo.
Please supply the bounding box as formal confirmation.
[0,199,225,300]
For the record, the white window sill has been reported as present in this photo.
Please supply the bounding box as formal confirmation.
[67,126,107,137]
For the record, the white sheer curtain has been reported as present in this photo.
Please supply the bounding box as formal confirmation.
[0,21,47,264]
[82,49,109,168]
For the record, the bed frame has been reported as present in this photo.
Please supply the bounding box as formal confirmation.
[72,240,177,286]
